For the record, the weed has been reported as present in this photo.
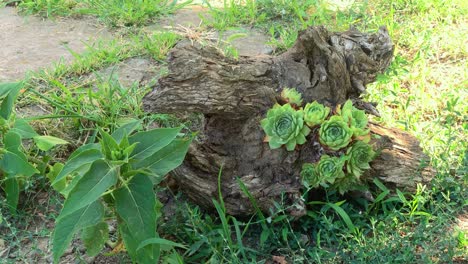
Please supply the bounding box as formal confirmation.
[81,0,192,27]
[18,0,78,17]
[18,0,191,27]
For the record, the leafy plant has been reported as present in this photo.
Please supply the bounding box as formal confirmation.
[319,115,353,150]
[301,155,345,188]
[82,0,191,27]
[18,0,191,27]
[0,82,67,214]
[260,103,310,151]
[346,141,376,178]
[280,87,303,107]
[18,0,78,17]
[304,101,330,127]
[303,100,375,193]
[51,122,193,263]
[261,92,376,194]
[339,100,370,137]
[300,163,318,188]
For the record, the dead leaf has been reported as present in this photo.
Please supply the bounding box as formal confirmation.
[271,255,288,264]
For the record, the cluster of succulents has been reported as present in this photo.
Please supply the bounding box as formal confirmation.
[260,103,310,151]
[261,88,376,194]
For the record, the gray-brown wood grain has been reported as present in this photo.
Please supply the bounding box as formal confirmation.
[143,26,432,216]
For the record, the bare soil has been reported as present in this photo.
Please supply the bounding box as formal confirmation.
[0,7,111,82]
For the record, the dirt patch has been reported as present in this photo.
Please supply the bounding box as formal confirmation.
[160,6,208,28]
[217,28,274,56]
[0,7,111,82]
[456,213,468,233]
[85,57,161,89]
[149,7,273,57]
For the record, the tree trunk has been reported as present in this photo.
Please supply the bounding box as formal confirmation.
[143,26,434,216]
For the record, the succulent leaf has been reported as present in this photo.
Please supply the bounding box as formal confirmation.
[301,155,346,188]
[300,163,320,188]
[316,155,345,184]
[261,104,310,151]
[333,175,360,195]
[339,100,370,137]
[304,101,330,127]
[319,116,353,150]
[280,88,303,107]
[346,141,375,178]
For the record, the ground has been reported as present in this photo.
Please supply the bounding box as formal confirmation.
[0,0,466,263]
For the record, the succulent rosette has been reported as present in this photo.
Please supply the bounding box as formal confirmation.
[304,101,330,127]
[261,104,311,151]
[315,155,346,184]
[333,175,359,195]
[340,100,370,137]
[280,88,303,107]
[319,116,353,150]
[346,141,376,178]
[300,163,320,188]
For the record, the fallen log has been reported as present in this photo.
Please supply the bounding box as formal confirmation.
[143,26,434,216]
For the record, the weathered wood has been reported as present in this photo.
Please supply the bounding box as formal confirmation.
[365,123,434,190]
[143,26,433,216]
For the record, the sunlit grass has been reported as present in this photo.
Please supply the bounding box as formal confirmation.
[17,0,191,27]
[1,0,466,262]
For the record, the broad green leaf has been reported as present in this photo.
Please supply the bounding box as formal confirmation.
[129,127,182,161]
[119,222,157,264]
[33,135,68,151]
[1,132,37,176]
[53,148,103,185]
[47,163,67,193]
[10,119,38,139]
[111,119,141,143]
[0,151,38,177]
[3,131,23,154]
[132,137,193,180]
[0,82,21,120]
[81,221,108,257]
[58,160,117,219]
[4,178,19,214]
[115,174,157,263]
[53,201,104,264]
[60,166,92,198]
[99,129,119,160]
[68,143,100,160]
[0,84,13,98]
[137,237,187,251]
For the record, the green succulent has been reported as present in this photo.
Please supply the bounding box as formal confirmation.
[303,101,330,127]
[315,155,346,184]
[319,115,353,150]
[333,175,360,195]
[261,104,311,151]
[300,163,320,188]
[346,141,376,178]
[280,88,303,107]
[340,100,370,137]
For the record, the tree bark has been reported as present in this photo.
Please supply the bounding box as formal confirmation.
[143,26,433,216]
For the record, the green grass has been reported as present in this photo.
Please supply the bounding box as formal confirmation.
[17,0,191,27]
[15,31,181,154]
[1,0,467,263]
